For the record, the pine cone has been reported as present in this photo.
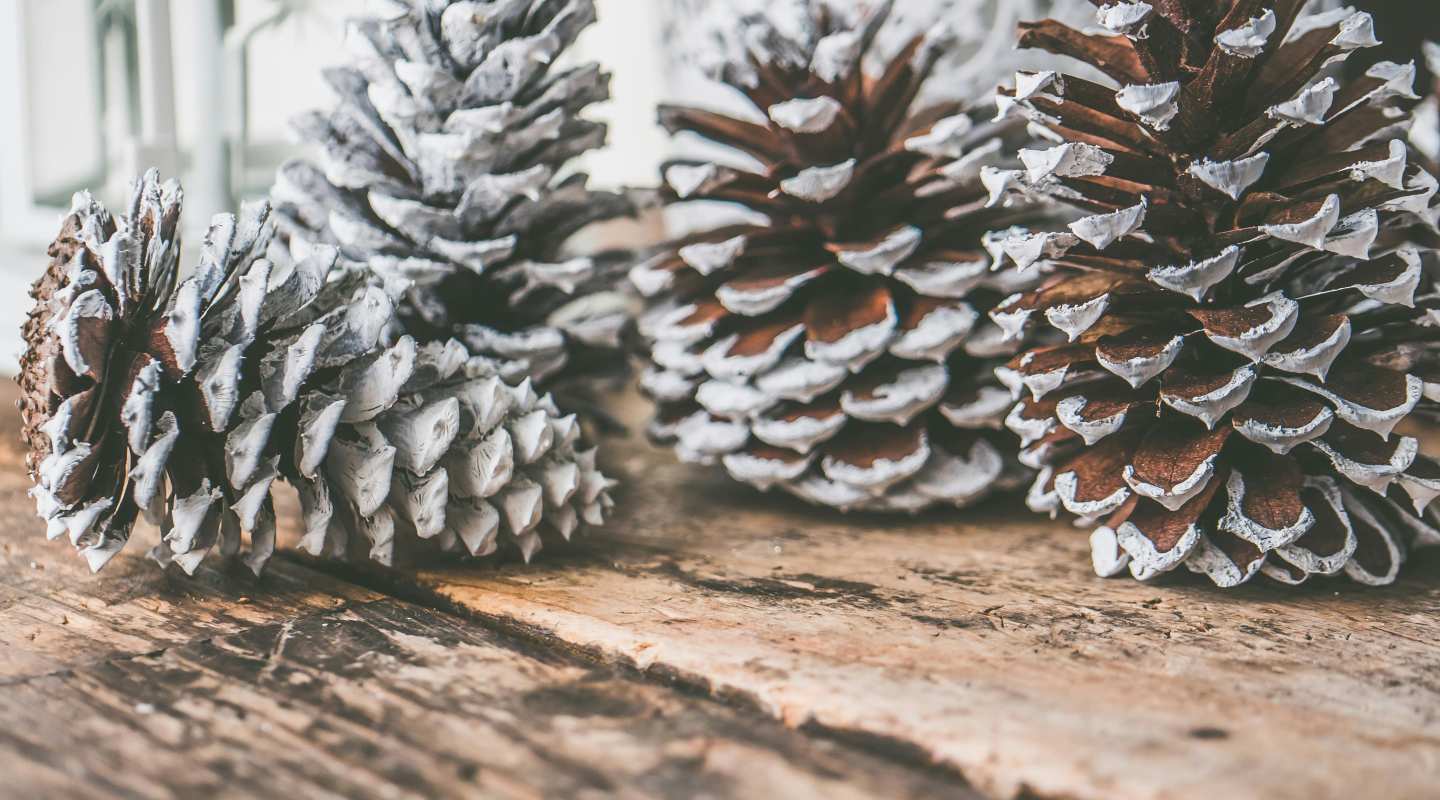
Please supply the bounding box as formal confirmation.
[631,2,1046,512]
[272,0,640,389]
[20,171,613,574]
[989,5,1440,587]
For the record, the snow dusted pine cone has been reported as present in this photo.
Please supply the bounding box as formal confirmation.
[631,2,1046,512]
[988,4,1440,587]
[273,0,639,386]
[19,171,612,574]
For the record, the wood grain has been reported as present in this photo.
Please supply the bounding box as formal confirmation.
[379,389,1440,800]
[0,384,976,800]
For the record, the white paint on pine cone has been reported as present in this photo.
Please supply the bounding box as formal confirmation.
[1397,469,1440,516]
[1185,534,1265,589]
[444,426,515,499]
[673,411,750,457]
[1214,10,1276,58]
[722,450,813,489]
[889,303,978,362]
[1054,470,1131,518]
[1096,2,1153,36]
[893,257,990,299]
[1124,453,1220,512]
[716,265,826,316]
[768,96,844,134]
[820,435,931,493]
[1046,294,1110,342]
[1268,78,1338,125]
[803,304,896,371]
[702,325,805,380]
[1219,469,1316,552]
[1147,246,1240,301]
[755,358,848,404]
[1055,396,1129,446]
[939,386,1013,430]
[998,230,1079,271]
[1310,435,1418,495]
[1116,82,1180,130]
[196,344,245,432]
[833,226,923,276]
[1201,294,1300,362]
[779,160,857,203]
[1355,248,1422,307]
[751,409,845,455]
[639,368,698,402]
[679,235,747,275]
[1329,12,1379,50]
[696,379,777,420]
[1187,153,1270,201]
[1020,143,1113,184]
[1350,139,1409,189]
[1233,401,1332,455]
[380,398,462,475]
[327,424,398,517]
[297,396,348,479]
[912,440,1005,504]
[1323,209,1379,258]
[840,365,948,426]
[1005,403,1057,447]
[665,163,721,199]
[129,412,179,512]
[1278,374,1423,440]
[339,337,419,423]
[1069,199,1146,250]
[1115,517,1201,576]
[1266,477,1354,581]
[1261,318,1350,382]
[1162,365,1257,430]
[904,114,975,159]
[1341,493,1405,586]
[233,459,278,532]
[225,412,279,490]
[1089,526,1131,577]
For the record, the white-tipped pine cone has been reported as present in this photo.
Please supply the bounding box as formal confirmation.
[19,171,613,574]
[988,4,1440,588]
[273,0,641,387]
[293,338,615,567]
[631,2,1050,513]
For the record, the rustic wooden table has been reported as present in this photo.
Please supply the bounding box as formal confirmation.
[1,380,1437,800]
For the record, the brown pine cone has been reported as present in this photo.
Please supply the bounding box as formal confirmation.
[630,2,1048,512]
[989,4,1440,587]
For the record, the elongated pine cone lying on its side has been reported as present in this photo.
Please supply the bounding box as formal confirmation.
[273,0,641,389]
[19,171,613,574]
[631,1,1050,512]
[988,4,1440,587]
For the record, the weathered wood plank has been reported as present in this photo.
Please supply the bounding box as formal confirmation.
[0,385,977,800]
[386,390,1440,800]
[0,597,975,800]
[0,389,380,683]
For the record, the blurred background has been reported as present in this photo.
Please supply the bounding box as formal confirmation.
[0,0,1059,373]
[1,0,1430,373]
